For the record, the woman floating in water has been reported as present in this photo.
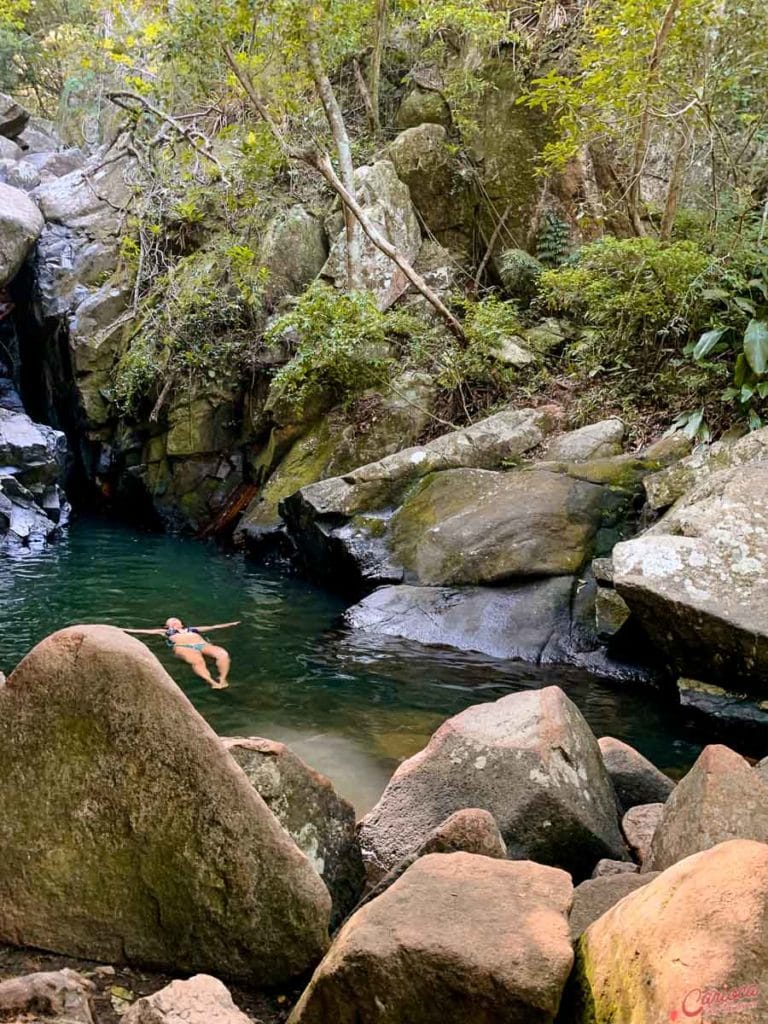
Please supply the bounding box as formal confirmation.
[121,617,240,689]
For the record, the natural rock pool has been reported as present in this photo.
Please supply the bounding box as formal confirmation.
[0,517,756,811]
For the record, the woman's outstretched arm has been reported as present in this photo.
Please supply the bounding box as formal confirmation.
[193,621,241,631]
[120,627,166,635]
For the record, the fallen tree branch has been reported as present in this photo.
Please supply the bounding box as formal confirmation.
[222,45,465,342]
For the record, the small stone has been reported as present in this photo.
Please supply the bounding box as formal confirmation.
[591,858,639,878]
[122,975,251,1024]
[622,803,664,865]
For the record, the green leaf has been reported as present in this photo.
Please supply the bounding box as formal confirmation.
[744,319,768,375]
[748,278,768,301]
[692,327,726,360]
[734,296,757,316]
[701,288,730,302]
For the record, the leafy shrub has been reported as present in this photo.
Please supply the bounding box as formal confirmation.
[690,248,768,428]
[539,237,712,368]
[435,295,525,393]
[498,249,543,303]
[267,284,401,419]
[112,241,268,412]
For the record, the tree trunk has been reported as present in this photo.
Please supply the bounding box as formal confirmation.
[627,0,682,236]
[222,46,465,341]
[660,131,689,240]
[305,24,361,291]
[369,0,387,133]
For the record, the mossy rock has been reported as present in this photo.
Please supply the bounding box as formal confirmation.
[395,88,452,131]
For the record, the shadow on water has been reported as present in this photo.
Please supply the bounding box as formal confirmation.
[0,515,764,812]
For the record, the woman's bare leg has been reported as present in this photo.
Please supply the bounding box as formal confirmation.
[174,646,216,686]
[203,644,230,688]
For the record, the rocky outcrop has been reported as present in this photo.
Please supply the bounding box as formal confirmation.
[0,969,95,1023]
[236,376,436,553]
[0,181,44,286]
[223,736,365,926]
[322,160,421,309]
[569,873,658,940]
[568,840,768,1024]
[281,405,561,588]
[395,88,452,130]
[614,461,768,693]
[644,744,768,872]
[597,736,675,811]
[358,686,626,885]
[32,153,133,236]
[289,852,574,1024]
[344,579,576,661]
[0,625,331,984]
[122,975,251,1024]
[388,123,475,254]
[0,396,69,549]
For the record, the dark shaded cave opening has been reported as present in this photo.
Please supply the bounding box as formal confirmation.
[4,258,161,529]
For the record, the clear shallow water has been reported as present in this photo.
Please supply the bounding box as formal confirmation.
[0,518,760,812]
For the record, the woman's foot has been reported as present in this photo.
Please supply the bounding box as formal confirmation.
[210,678,229,689]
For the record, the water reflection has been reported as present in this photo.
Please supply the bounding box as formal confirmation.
[0,516,763,812]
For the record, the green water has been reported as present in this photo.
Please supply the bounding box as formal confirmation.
[0,517,755,811]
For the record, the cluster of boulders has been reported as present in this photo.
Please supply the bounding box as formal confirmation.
[1,626,768,1022]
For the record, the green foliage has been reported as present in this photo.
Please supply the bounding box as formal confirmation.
[690,250,768,428]
[498,248,543,303]
[535,212,570,267]
[539,237,711,361]
[267,283,397,419]
[112,240,269,413]
[435,294,522,391]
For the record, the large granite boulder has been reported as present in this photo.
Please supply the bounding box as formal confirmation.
[394,88,452,130]
[288,852,574,1024]
[388,466,614,584]
[0,475,63,548]
[569,872,658,940]
[222,737,365,926]
[33,153,133,236]
[0,626,331,984]
[388,123,474,254]
[358,686,626,885]
[597,736,675,811]
[0,181,44,286]
[645,744,768,872]
[614,463,768,693]
[0,156,41,190]
[122,975,251,1024]
[322,159,421,309]
[0,92,30,138]
[281,405,561,587]
[568,840,768,1023]
[260,203,328,301]
[344,578,575,661]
